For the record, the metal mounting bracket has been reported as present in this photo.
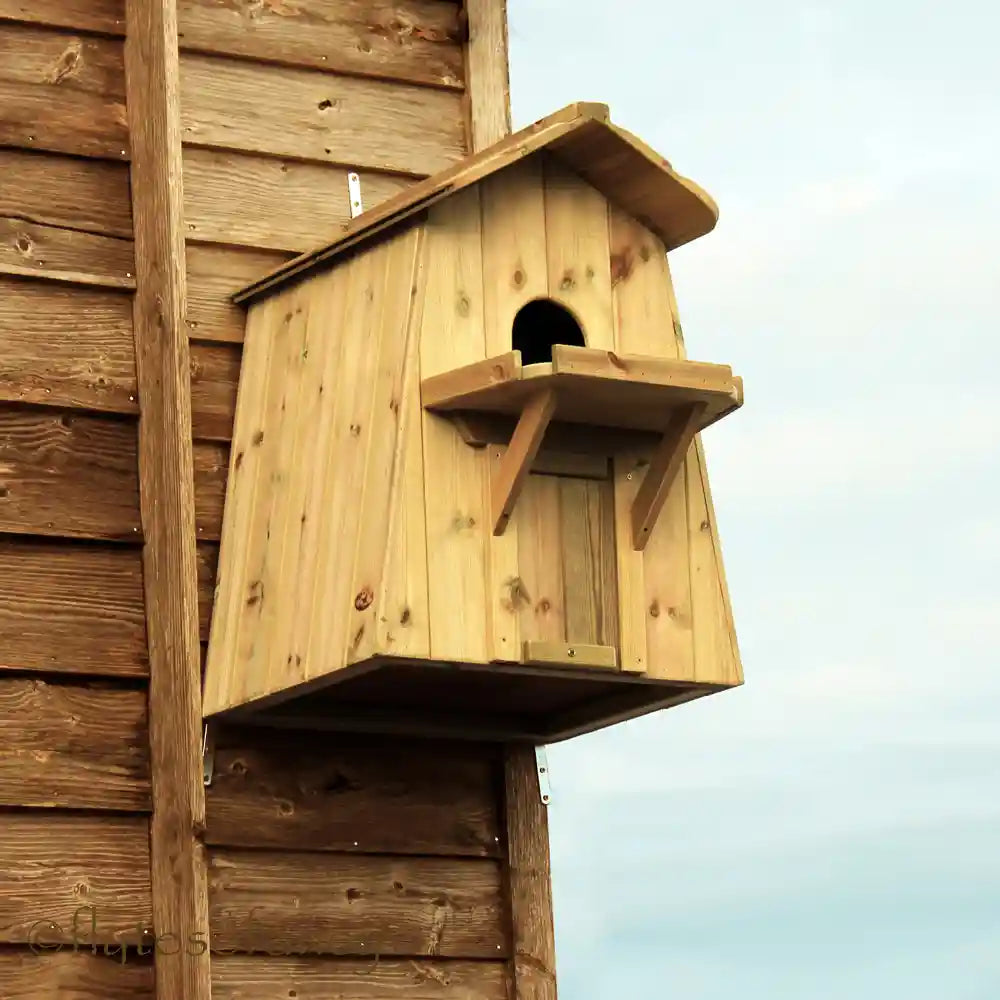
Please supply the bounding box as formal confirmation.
[202,723,216,787]
[348,171,364,218]
[535,745,551,806]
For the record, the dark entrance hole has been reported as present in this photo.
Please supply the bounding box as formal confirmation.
[511,298,585,365]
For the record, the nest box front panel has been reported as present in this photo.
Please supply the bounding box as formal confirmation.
[204,140,742,729]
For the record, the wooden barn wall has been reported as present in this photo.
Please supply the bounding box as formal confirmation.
[0,7,154,998]
[0,1,525,999]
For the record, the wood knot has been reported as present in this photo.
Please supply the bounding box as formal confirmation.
[456,292,471,317]
[512,267,525,288]
[251,430,264,446]
[610,248,634,285]
[354,587,374,611]
[400,607,411,625]
[649,600,660,618]
[559,270,575,291]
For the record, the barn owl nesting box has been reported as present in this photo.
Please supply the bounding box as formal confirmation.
[202,103,745,741]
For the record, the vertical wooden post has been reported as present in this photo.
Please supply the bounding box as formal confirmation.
[124,2,211,998]
[504,745,558,1000]
[465,7,557,998]
[465,0,512,152]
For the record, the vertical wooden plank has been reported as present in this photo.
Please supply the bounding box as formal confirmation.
[479,160,546,662]
[308,250,387,680]
[687,437,742,685]
[542,158,614,350]
[504,745,557,1000]
[481,158,548,356]
[464,0,511,153]
[484,442,521,662]
[560,477,618,648]
[609,206,694,679]
[660,249,741,686]
[609,206,679,359]
[420,190,490,663]
[123,0,210,997]
[256,287,318,698]
[612,453,648,675]
[281,272,354,694]
[346,228,426,665]
[378,251,432,659]
[516,475,565,647]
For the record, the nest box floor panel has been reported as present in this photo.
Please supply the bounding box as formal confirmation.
[209,657,728,744]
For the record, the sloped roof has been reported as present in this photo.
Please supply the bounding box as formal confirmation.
[235,102,719,305]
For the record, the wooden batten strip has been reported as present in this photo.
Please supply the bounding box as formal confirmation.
[183,146,412,253]
[124,0,210,997]
[464,0,510,153]
[179,52,466,176]
[0,950,153,999]
[0,406,142,542]
[503,745,556,999]
[204,729,502,856]
[0,22,130,160]
[208,850,508,958]
[0,147,133,238]
[0,537,148,677]
[211,955,507,1000]
[0,677,150,810]
[0,0,127,36]
[0,278,138,415]
[176,0,466,90]
[0,813,152,945]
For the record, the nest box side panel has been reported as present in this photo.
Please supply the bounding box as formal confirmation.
[609,207,742,687]
[420,188,493,664]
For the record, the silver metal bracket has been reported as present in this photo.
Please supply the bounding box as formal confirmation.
[535,745,551,806]
[202,723,215,787]
[348,171,363,218]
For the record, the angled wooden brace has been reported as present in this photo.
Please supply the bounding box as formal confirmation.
[490,389,557,535]
[631,401,707,550]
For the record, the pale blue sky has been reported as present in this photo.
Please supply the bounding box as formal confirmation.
[507,2,1000,996]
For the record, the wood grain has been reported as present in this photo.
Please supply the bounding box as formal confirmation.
[0,678,149,810]
[464,0,510,152]
[177,0,465,89]
[205,729,501,856]
[209,850,507,958]
[124,1,211,997]
[179,52,466,175]
[183,146,412,252]
[197,541,218,640]
[504,744,556,999]
[420,191,489,663]
[0,538,147,676]
[211,955,506,1000]
[186,242,290,344]
[194,440,227,540]
[0,407,141,541]
[560,475,618,646]
[0,218,134,288]
[0,22,129,159]
[0,951,154,1000]
[0,147,132,238]
[190,341,240,441]
[0,0,126,36]
[0,814,152,944]
[0,279,137,413]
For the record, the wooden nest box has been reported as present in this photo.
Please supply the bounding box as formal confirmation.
[203,102,744,741]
